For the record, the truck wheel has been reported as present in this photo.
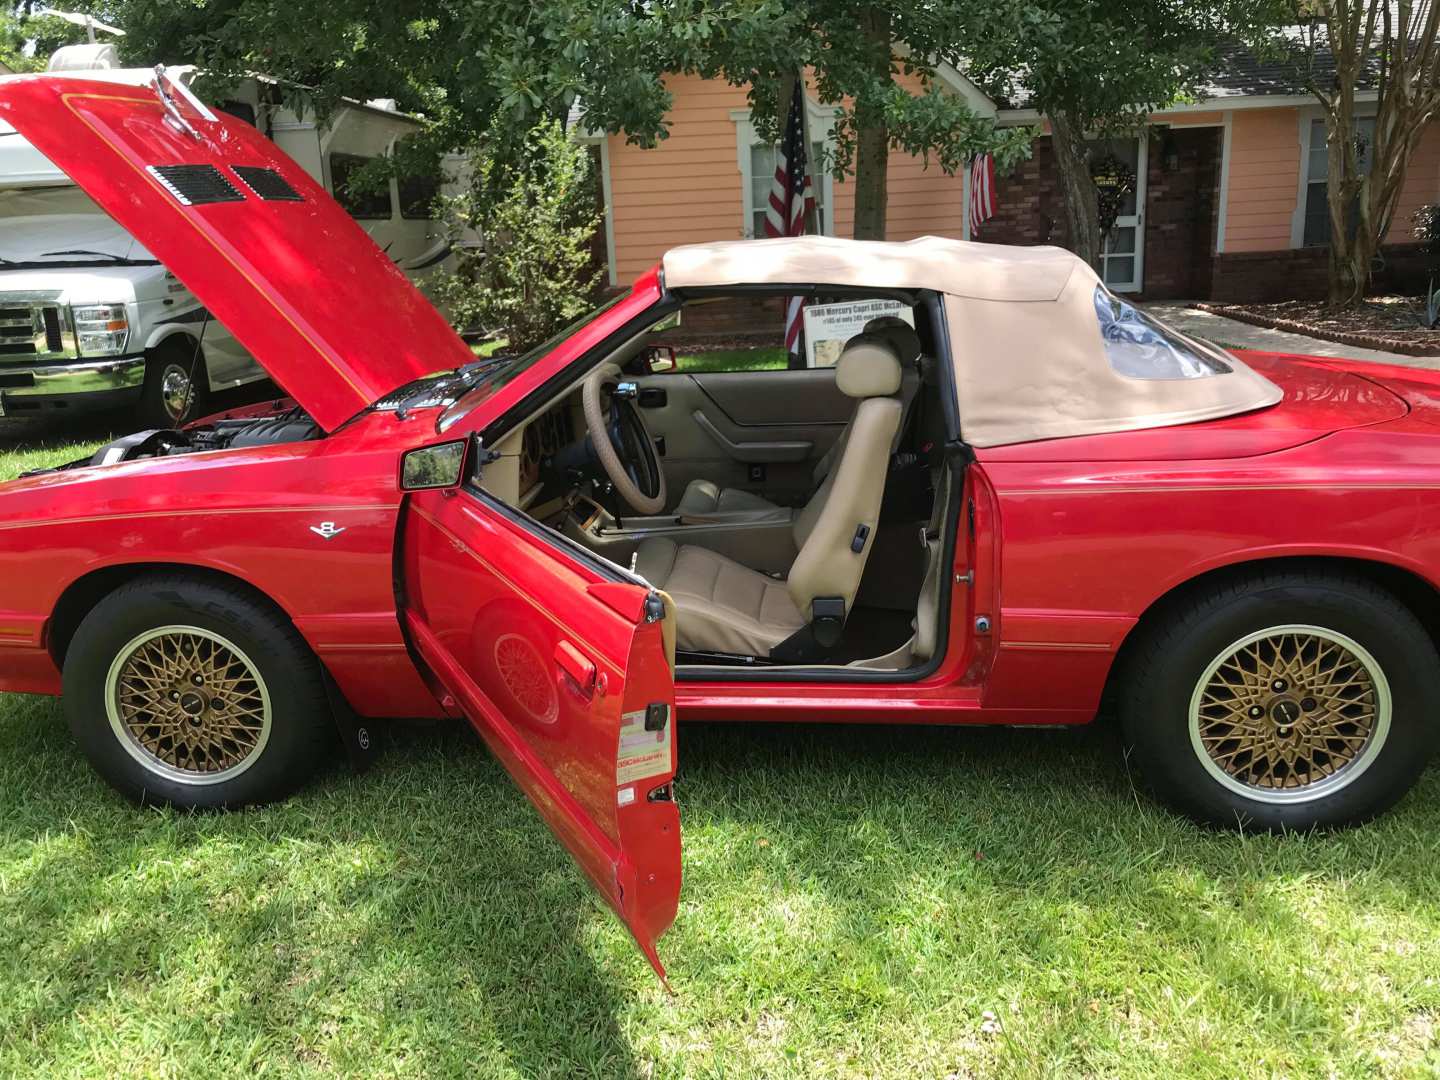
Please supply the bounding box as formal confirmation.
[62,574,334,809]
[138,341,208,428]
[1119,570,1440,831]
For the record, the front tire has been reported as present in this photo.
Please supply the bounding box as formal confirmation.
[1119,570,1440,830]
[62,575,333,808]
[138,341,208,428]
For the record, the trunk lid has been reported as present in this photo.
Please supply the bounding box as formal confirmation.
[978,352,1408,462]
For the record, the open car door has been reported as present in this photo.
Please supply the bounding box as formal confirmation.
[398,482,681,981]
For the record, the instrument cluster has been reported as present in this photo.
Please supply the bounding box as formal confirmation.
[519,404,577,494]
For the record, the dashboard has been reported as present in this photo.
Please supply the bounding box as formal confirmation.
[519,399,580,498]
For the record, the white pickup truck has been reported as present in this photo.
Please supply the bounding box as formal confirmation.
[0,45,463,426]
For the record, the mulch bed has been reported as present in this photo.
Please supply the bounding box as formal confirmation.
[1195,296,1440,356]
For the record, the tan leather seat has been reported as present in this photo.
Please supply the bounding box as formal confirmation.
[673,319,921,517]
[672,481,780,516]
[637,334,905,656]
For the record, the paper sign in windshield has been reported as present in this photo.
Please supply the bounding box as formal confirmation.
[802,298,914,368]
[617,707,672,785]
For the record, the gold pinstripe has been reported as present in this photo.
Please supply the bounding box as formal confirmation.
[0,504,392,534]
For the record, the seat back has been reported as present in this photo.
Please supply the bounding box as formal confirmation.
[807,318,922,489]
[787,335,904,618]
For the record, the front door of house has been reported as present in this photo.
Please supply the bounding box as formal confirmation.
[1090,135,1147,293]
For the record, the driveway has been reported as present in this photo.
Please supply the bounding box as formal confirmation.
[1145,301,1440,371]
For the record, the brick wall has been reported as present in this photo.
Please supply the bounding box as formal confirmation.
[1210,244,1434,302]
[1143,128,1221,299]
[1209,248,1330,302]
[975,137,1068,248]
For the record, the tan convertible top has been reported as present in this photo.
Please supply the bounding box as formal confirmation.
[662,236,1282,447]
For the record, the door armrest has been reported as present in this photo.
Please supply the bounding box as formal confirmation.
[692,410,811,463]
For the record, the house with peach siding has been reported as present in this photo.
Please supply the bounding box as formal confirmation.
[582,47,1439,307]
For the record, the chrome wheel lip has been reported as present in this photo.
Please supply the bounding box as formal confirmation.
[159,363,193,421]
[1187,623,1392,806]
[103,624,273,786]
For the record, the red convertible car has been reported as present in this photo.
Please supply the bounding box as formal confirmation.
[3,74,1439,977]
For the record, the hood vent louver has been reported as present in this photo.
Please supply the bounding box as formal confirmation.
[232,165,304,202]
[146,164,245,206]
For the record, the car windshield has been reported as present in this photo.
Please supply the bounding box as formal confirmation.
[437,294,627,430]
[0,185,149,266]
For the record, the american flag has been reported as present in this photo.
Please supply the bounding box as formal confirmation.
[766,81,815,359]
[969,152,996,235]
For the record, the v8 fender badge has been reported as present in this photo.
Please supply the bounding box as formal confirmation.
[309,521,346,540]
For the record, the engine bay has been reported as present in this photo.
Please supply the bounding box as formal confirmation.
[23,406,322,477]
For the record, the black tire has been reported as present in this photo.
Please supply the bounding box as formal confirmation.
[1118,570,1440,831]
[138,340,208,428]
[62,574,333,808]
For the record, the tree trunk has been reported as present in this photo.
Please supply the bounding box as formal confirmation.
[1312,0,1440,308]
[851,6,891,241]
[1049,110,1101,267]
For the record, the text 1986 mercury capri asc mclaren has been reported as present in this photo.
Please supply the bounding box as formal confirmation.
[2,73,1439,979]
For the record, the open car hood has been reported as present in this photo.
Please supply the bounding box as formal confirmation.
[0,74,472,431]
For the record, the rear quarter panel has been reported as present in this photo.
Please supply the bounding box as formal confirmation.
[975,421,1440,717]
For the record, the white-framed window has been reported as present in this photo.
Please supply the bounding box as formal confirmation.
[748,141,830,237]
[1298,113,1375,248]
[732,107,836,239]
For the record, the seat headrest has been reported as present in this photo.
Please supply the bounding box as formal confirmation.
[862,315,921,365]
[835,333,903,398]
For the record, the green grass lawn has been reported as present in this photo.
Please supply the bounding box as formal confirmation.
[472,338,509,358]
[677,347,789,373]
[1,429,1439,1077]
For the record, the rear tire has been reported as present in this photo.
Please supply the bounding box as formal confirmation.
[138,340,207,428]
[1119,570,1440,830]
[62,574,333,808]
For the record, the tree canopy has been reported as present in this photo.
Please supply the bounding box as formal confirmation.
[652,0,1034,238]
[2,6,91,72]
[38,1,1034,240]
[960,0,1287,264]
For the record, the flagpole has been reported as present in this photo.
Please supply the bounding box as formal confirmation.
[796,67,819,237]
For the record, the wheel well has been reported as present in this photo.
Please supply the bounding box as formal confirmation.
[47,563,294,669]
[145,330,201,358]
[1104,555,1440,706]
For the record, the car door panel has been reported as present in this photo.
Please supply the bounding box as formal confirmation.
[693,369,853,424]
[399,488,680,980]
[635,369,850,506]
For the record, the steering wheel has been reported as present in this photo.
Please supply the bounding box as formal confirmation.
[581,363,667,515]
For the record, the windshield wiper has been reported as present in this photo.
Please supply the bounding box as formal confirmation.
[37,249,158,266]
[389,354,512,420]
[458,352,514,378]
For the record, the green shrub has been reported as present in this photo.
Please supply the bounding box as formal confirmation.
[431,118,603,354]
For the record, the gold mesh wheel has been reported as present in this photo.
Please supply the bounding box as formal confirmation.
[103,625,273,785]
[1188,625,1391,805]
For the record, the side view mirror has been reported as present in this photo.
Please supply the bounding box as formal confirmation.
[642,345,678,375]
[400,439,467,491]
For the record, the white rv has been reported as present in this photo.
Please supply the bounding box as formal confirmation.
[0,45,460,426]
